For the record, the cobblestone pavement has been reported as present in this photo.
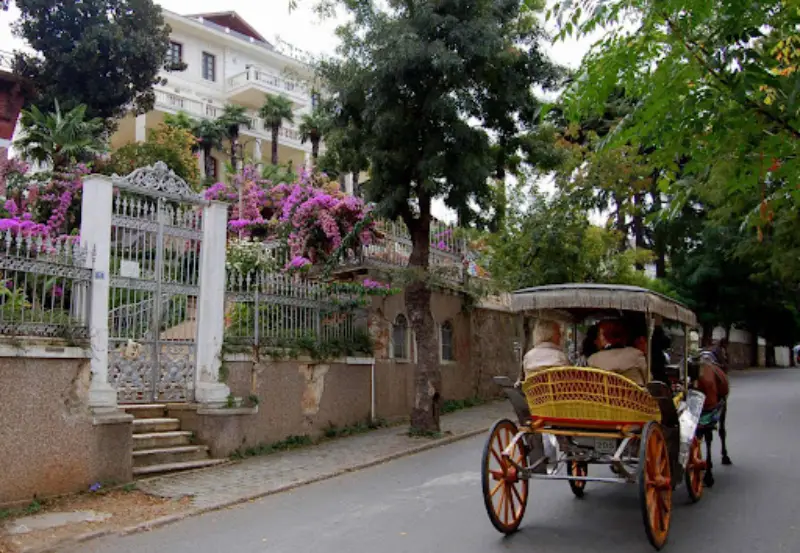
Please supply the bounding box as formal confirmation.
[137,400,514,510]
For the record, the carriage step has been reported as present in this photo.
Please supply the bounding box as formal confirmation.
[132,445,210,467]
[132,431,193,450]
[133,458,228,477]
[132,418,181,433]
[123,404,167,419]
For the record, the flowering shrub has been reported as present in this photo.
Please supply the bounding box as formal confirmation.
[0,158,85,241]
[206,165,377,268]
[226,238,279,275]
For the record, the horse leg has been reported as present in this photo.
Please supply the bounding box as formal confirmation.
[703,429,715,488]
[719,402,732,465]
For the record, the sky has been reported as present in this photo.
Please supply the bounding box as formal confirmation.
[0,0,601,223]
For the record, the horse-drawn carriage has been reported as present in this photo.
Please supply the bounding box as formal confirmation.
[482,284,709,550]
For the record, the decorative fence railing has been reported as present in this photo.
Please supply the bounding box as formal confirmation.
[0,231,92,340]
[258,219,468,280]
[224,270,369,354]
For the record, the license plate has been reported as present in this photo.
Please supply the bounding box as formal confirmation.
[594,438,617,455]
[572,437,617,454]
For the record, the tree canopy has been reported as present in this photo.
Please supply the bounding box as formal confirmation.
[13,0,185,127]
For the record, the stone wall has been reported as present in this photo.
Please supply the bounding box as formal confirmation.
[174,293,522,457]
[0,349,132,507]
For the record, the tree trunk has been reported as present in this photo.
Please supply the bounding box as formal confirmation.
[613,193,627,250]
[650,182,666,278]
[766,341,776,367]
[271,127,280,165]
[632,193,646,270]
[203,145,214,180]
[230,134,238,174]
[352,171,360,196]
[701,322,714,348]
[312,140,320,166]
[405,199,441,433]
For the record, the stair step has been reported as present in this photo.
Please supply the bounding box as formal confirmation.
[133,459,228,477]
[132,445,210,467]
[123,404,167,419]
[132,418,181,433]
[132,431,192,450]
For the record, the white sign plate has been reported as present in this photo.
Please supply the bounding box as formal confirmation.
[119,260,141,279]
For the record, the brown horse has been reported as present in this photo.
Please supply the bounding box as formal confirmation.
[692,353,731,487]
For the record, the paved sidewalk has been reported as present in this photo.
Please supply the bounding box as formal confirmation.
[137,400,513,510]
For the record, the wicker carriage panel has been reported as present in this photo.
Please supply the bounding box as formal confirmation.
[522,367,661,423]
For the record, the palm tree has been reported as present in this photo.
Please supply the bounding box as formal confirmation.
[191,119,226,180]
[298,109,328,167]
[258,94,295,166]
[217,105,252,171]
[15,101,106,170]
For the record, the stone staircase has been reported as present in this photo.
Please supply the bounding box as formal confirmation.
[124,405,227,477]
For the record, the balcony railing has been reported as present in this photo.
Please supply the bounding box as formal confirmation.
[227,67,309,105]
[153,89,307,150]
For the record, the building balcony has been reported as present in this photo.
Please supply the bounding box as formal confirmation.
[226,67,309,109]
[153,88,308,153]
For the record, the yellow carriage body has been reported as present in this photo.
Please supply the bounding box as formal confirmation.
[522,367,662,427]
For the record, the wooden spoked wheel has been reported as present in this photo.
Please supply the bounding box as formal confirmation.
[481,419,529,534]
[637,422,673,550]
[685,436,706,503]
[566,460,588,498]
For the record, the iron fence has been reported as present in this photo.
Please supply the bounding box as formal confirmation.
[0,231,92,340]
[225,270,369,353]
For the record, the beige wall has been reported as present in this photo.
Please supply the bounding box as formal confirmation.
[0,356,132,507]
[172,360,371,458]
[177,297,522,456]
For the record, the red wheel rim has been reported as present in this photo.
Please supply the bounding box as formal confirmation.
[484,421,528,532]
[644,425,672,547]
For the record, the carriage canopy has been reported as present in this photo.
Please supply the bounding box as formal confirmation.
[511,284,698,327]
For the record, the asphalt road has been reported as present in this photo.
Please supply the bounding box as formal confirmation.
[70,369,800,553]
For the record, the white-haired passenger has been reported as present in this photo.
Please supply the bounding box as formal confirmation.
[521,319,570,380]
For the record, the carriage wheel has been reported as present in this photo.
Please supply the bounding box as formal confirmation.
[637,422,672,550]
[566,460,588,498]
[685,436,706,503]
[481,419,529,534]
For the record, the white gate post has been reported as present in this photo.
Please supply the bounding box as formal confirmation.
[81,175,119,412]
[194,200,231,406]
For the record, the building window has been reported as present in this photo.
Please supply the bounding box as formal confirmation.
[202,52,216,82]
[391,315,409,360]
[168,42,183,66]
[440,321,455,362]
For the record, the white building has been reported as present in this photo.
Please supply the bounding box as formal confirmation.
[111,10,322,184]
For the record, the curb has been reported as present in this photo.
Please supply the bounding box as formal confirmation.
[20,425,490,553]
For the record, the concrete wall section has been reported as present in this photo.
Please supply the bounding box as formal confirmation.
[0,355,132,507]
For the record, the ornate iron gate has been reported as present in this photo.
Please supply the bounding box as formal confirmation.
[106,163,206,403]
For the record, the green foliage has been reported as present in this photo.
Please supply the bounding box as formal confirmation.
[231,434,313,460]
[318,0,561,240]
[13,0,185,127]
[485,185,655,290]
[261,162,298,184]
[0,499,43,521]
[441,396,486,414]
[97,124,200,185]
[550,0,800,284]
[15,102,106,169]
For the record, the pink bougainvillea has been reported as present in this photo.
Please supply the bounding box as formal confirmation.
[0,160,86,241]
[207,165,377,268]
